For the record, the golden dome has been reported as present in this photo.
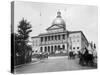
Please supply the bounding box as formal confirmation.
[52,18,65,25]
[52,11,66,26]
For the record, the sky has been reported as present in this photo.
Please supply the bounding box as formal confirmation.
[14,1,98,48]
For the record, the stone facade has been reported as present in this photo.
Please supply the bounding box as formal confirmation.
[31,11,88,55]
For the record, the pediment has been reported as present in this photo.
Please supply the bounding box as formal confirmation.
[47,25,63,30]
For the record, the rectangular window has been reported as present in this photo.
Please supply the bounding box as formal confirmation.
[55,35,57,40]
[45,37,47,41]
[77,39,79,42]
[41,37,43,42]
[58,35,60,40]
[51,36,53,40]
[62,34,65,39]
[48,36,50,41]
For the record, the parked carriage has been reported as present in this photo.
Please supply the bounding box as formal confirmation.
[78,47,95,66]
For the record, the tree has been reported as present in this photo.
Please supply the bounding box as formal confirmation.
[18,18,32,41]
[11,33,23,67]
[17,18,32,63]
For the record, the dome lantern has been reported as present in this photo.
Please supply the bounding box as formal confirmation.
[57,11,61,18]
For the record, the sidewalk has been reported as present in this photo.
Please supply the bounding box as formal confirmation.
[14,58,39,68]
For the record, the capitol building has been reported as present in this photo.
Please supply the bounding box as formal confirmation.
[31,11,88,55]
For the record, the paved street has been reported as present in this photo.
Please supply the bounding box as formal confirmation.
[15,56,96,74]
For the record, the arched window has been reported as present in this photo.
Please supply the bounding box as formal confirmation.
[58,45,60,50]
[48,46,50,52]
[40,47,43,52]
[51,46,53,53]
[62,45,65,50]
[45,47,47,52]
[77,47,79,49]
[55,45,57,51]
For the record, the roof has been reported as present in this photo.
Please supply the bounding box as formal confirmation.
[46,24,65,30]
[39,31,68,36]
[31,36,39,39]
[31,30,88,43]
